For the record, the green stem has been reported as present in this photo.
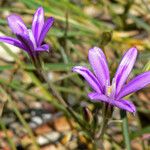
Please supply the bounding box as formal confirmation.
[35,60,87,133]
[43,69,87,128]
[96,104,112,139]
[0,120,17,150]
[121,110,131,150]
[0,87,40,150]
[99,117,109,139]
[0,85,20,150]
[136,111,146,150]
[93,105,113,149]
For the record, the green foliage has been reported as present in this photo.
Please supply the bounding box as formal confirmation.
[0,0,150,149]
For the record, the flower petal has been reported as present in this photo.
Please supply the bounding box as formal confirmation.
[32,7,44,43]
[28,29,36,49]
[0,36,27,51]
[117,71,150,99]
[114,47,138,95]
[35,44,50,52]
[88,92,136,113]
[120,99,136,113]
[88,47,110,92]
[72,66,102,93]
[16,34,34,52]
[7,15,28,35]
[88,92,109,102]
[38,17,54,46]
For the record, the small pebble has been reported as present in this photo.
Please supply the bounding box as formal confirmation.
[37,131,60,145]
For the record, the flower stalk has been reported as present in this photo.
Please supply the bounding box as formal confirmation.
[0,5,150,149]
[0,6,92,138]
[121,110,132,150]
[96,104,112,139]
[34,55,88,134]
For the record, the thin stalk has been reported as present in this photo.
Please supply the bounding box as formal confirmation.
[122,0,133,29]
[0,102,5,118]
[0,120,17,150]
[92,139,98,150]
[96,104,112,139]
[64,10,70,58]
[0,89,16,150]
[120,110,131,150]
[0,87,40,150]
[93,105,113,150]
[93,103,107,136]
[134,108,146,150]
[33,56,88,133]
[98,117,109,139]
[38,68,88,130]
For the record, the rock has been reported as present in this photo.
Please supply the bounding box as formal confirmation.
[54,117,71,132]
[35,124,52,135]
[0,32,20,62]
[67,140,78,150]
[37,131,60,145]
[42,113,52,121]
[30,116,43,128]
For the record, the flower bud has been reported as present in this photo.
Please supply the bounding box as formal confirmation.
[82,107,93,124]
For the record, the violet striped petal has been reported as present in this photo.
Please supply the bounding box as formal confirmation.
[88,47,110,92]
[32,7,44,43]
[88,92,109,103]
[38,17,54,46]
[28,29,36,50]
[0,36,27,51]
[72,66,102,93]
[35,44,49,52]
[88,92,136,113]
[117,71,150,99]
[120,99,136,113]
[7,15,28,35]
[16,34,34,52]
[114,47,138,95]
[113,99,136,113]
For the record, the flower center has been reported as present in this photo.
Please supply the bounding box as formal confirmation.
[107,86,112,97]
[106,78,116,99]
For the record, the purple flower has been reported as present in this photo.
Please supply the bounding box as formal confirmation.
[73,47,150,113]
[0,7,54,56]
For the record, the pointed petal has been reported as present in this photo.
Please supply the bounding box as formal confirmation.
[114,47,138,95]
[88,47,110,92]
[38,17,54,46]
[72,66,102,93]
[32,7,44,43]
[88,92,109,102]
[120,99,136,113]
[7,15,28,35]
[117,71,150,99]
[88,92,136,113]
[28,29,36,49]
[0,36,27,51]
[16,34,34,52]
[35,44,50,52]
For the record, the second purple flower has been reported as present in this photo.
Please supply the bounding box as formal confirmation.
[73,47,150,113]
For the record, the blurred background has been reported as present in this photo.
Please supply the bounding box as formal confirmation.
[0,0,150,149]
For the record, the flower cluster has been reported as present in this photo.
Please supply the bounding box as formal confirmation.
[73,47,150,113]
[0,7,150,114]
